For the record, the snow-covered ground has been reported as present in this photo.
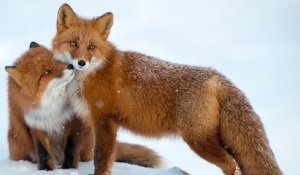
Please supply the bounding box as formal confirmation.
[1,0,300,174]
[0,160,189,175]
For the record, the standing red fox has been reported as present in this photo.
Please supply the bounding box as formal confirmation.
[53,4,282,175]
[5,43,161,170]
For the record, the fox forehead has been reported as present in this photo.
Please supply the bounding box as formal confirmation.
[15,46,59,67]
[14,51,67,91]
[58,27,103,45]
[16,55,64,74]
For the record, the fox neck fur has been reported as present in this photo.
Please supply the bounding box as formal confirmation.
[25,82,72,134]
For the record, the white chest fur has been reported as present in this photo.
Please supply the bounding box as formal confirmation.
[54,52,105,120]
[25,80,72,134]
[66,78,89,120]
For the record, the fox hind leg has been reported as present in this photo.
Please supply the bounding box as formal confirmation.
[8,124,36,162]
[180,93,240,175]
[182,126,239,175]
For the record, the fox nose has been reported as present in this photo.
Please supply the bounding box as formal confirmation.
[67,64,74,70]
[78,60,86,67]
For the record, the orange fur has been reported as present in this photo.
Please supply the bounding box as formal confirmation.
[52,4,282,175]
[6,44,94,170]
[6,43,161,170]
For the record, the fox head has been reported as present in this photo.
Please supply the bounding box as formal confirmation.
[52,4,114,71]
[5,42,74,106]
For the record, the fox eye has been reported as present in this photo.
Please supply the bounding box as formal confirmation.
[88,45,96,50]
[70,41,77,47]
[44,69,51,76]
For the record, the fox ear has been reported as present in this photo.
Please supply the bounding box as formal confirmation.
[94,12,113,40]
[57,3,77,33]
[29,41,39,48]
[5,66,22,86]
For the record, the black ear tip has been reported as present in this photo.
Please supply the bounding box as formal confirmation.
[5,65,16,69]
[105,12,113,16]
[29,41,39,48]
[97,12,113,20]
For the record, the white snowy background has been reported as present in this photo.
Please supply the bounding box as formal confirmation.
[0,0,299,174]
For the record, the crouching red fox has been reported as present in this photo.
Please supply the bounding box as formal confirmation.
[52,4,282,175]
[5,42,161,170]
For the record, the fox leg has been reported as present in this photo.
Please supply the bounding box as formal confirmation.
[31,129,55,170]
[8,121,36,162]
[62,136,80,169]
[62,118,81,169]
[180,95,239,175]
[79,119,94,162]
[182,128,239,175]
[93,116,117,175]
[80,133,94,162]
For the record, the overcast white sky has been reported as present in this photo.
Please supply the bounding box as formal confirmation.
[0,1,300,174]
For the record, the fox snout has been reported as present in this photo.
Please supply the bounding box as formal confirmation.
[54,52,91,70]
[61,64,75,84]
[75,60,90,70]
[72,59,90,70]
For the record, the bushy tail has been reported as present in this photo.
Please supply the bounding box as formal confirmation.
[219,85,282,175]
[115,142,162,168]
